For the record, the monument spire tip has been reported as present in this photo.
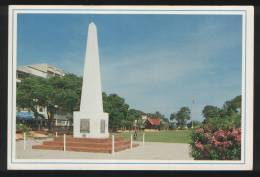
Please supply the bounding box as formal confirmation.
[89,22,96,26]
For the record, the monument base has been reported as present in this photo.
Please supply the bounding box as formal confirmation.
[32,136,139,153]
[73,111,109,138]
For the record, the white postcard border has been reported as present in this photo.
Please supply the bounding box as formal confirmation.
[8,5,254,170]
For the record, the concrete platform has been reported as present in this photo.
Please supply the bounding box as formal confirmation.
[32,136,138,153]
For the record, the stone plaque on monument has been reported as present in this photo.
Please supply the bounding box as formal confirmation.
[100,120,105,133]
[80,119,90,133]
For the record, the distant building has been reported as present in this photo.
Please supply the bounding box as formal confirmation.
[141,114,148,120]
[16,63,65,82]
[54,113,72,127]
[144,118,160,129]
[141,114,161,129]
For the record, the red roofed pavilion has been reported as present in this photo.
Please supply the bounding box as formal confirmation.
[145,118,160,129]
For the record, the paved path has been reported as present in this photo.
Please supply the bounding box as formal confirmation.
[16,138,193,160]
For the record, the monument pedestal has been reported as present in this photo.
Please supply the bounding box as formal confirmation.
[73,112,109,138]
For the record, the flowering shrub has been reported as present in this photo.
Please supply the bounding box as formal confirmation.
[190,128,241,160]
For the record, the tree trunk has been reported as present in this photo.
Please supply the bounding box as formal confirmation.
[47,111,54,132]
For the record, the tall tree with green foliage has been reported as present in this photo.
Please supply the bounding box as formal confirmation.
[170,113,176,121]
[202,105,221,123]
[126,109,143,129]
[201,95,242,130]
[102,93,129,131]
[175,107,191,126]
[222,95,241,116]
[147,111,166,119]
[17,74,82,131]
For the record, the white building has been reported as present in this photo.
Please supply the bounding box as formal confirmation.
[16,63,65,83]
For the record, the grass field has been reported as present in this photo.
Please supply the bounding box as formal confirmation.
[115,130,192,144]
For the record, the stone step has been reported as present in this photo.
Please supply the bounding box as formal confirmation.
[53,136,126,143]
[42,140,131,148]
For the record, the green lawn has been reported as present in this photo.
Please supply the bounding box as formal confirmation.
[115,130,192,144]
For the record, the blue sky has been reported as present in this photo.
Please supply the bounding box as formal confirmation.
[17,14,242,121]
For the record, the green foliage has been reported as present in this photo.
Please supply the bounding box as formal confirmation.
[202,105,221,122]
[103,93,129,131]
[147,111,166,120]
[171,107,191,127]
[170,113,176,121]
[192,120,202,128]
[222,95,241,116]
[126,109,143,128]
[16,123,31,133]
[201,95,241,131]
[17,75,144,132]
[17,74,82,131]
[103,93,143,131]
[160,119,170,130]
[204,113,241,132]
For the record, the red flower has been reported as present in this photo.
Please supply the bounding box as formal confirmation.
[205,132,212,140]
[235,134,241,143]
[214,130,226,139]
[230,129,239,137]
[211,136,221,146]
[195,141,204,151]
[222,141,232,148]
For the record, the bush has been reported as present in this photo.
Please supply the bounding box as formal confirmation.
[190,127,241,160]
[16,123,31,133]
[203,114,241,132]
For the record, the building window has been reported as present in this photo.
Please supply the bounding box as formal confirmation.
[80,119,90,133]
[17,72,23,79]
[100,120,105,133]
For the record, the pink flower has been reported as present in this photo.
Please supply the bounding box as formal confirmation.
[222,141,232,148]
[214,130,226,139]
[230,128,241,136]
[235,134,241,143]
[229,128,241,144]
[195,141,204,151]
[212,137,221,146]
[226,130,232,136]
[205,133,212,140]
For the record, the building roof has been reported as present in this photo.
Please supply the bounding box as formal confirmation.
[16,111,34,120]
[147,118,160,126]
[17,64,65,78]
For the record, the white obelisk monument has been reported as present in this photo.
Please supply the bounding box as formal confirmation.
[73,22,109,138]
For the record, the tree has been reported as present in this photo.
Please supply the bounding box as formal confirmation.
[201,95,242,130]
[222,95,241,116]
[147,111,166,119]
[175,107,191,126]
[191,120,202,128]
[126,109,142,130]
[17,74,82,131]
[160,118,170,130]
[170,113,176,121]
[103,93,129,131]
[202,105,221,123]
